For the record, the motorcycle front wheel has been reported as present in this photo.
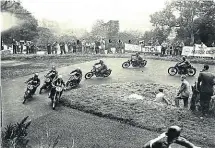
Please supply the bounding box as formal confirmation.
[168,67,178,76]
[187,67,196,76]
[85,72,94,79]
[140,60,147,67]
[23,93,28,104]
[122,62,130,68]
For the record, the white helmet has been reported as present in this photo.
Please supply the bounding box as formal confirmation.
[58,75,62,79]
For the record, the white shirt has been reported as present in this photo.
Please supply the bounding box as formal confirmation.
[155,92,165,102]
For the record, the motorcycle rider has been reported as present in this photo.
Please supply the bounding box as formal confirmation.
[49,75,65,99]
[94,60,108,75]
[133,52,143,66]
[143,126,201,148]
[45,66,58,80]
[177,56,191,74]
[25,73,40,95]
[69,67,82,83]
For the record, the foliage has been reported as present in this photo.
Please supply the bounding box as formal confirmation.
[1,116,31,148]
[148,0,215,46]
[1,1,38,44]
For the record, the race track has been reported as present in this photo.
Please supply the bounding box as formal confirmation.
[2,58,215,127]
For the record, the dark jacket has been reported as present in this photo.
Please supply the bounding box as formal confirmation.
[197,71,215,93]
[52,79,65,87]
[26,77,40,87]
[70,69,82,76]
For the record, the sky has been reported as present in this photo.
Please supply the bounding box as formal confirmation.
[1,0,167,32]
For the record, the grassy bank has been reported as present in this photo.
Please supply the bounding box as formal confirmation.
[1,55,100,79]
[60,82,215,148]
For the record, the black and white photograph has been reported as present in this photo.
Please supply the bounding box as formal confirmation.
[1,0,215,147]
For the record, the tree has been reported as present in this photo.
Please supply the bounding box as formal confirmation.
[1,1,38,44]
[149,0,215,46]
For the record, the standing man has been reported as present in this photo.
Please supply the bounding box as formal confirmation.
[25,41,30,54]
[12,39,17,54]
[197,65,215,115]
[175,75,190,108]
[81,39,86,53]
[100,38,106,54]
[59,41,66,54]
[179,41,184,56]
[47,43,52,54]
[95,39,100,54]
[161,41,167,56]
[72,40,77,53]
[52,41,58,54]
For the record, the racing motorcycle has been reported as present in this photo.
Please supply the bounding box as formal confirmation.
[23,83,34,104]
[51,85,64,110]
[39,72,57,94]
[85,66,112,79]
[65,73,82,89]
[122,55,147,68]
[168,63,196,76]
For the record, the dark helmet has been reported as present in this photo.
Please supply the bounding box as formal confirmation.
[203,64,209,70]
[166,126,181,138]
[99,60,104,64]
[136,52,140,55]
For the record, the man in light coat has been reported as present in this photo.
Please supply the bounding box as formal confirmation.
[175,75,190,108]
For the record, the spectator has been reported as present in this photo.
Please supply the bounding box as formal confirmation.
[26,41,30,54]
[52,41,58,54]
[175,75,190,108]
[59,41,66,54]
[12,39,17,54]
[212,42,215,47]
[67,42,72,53]
[1,39,4,50]
[77,40,81,52]
[20,41,24,54]
[47,43,52,54]
[161,41,168,56]
[154,88,170,105]
[95,39,100,54]
[179,41,184,55]
[100,38,106,54]
[72,40,77,53]
[128,40,131,44]
[197,65,215,115]
[81,39,86,53]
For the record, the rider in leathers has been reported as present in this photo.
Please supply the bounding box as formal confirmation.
[143,126,201,148]
[69,67,82,83]
[25,73,40,95]
[46,66,58,81]
[94,60,108,75]
[177,57,191,74]
[49,75,65,99]
[133,52,143,66]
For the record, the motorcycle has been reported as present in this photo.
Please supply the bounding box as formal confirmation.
[122,55,147,68]
[168,63,196,76]
[66,73,82,89]
[23,83,34,104]
[51,85,64,110]
[85,66,112,79]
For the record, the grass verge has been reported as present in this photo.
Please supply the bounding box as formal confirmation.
[1,55,99,79]
[60,82,215,148]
